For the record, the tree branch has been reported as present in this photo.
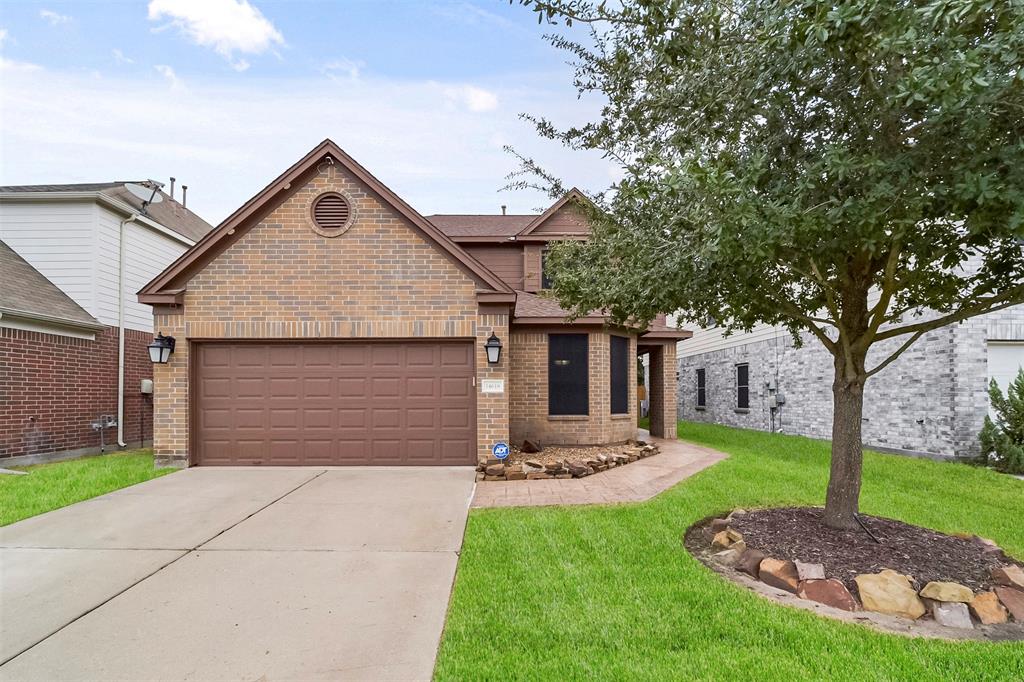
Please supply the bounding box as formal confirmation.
[865,330,925,378]
[875,286,1024,341]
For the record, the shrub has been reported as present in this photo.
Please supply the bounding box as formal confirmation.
[978,368,1024,475]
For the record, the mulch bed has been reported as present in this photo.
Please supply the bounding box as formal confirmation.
[720,507,1022,593]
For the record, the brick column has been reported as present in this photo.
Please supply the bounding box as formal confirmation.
[476,310,510,462]
[649,343,678,440]
[152,312,188,468]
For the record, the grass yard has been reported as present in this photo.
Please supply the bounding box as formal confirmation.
[436,422,1024,681]
[0,450,173,526]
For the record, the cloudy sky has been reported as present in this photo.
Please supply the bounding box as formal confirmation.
[0,0,613,224]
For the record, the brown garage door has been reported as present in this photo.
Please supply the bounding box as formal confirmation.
[193,341,476,466]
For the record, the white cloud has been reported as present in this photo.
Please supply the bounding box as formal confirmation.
[154,64,184,90]
[322,58,364,82]
[444,85,499,113]
[148,0,284,70]
[0,28,8,47]
[112,48,134,65]
[39,9,72,25]
[0,66,611,224]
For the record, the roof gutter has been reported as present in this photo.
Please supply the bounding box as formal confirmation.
[0,191,196,247]
[0,307,106,332]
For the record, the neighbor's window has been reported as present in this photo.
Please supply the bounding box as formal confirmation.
[696,368,706,408]
[736,363,750,409]
[610,335,629,414]
[541,248,553,290]
[549,333,589,415]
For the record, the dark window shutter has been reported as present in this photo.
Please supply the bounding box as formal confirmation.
[736,363,749,408]
[548,334,589,415]
[610,335,629,414]
[696,368,706,407]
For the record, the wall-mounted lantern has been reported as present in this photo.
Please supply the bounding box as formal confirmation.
[148,332,176,364]
[484,333,503,365]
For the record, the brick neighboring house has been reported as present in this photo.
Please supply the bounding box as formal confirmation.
[138,140,688,467]
[0,182,214,463]
[677,299,1024,460]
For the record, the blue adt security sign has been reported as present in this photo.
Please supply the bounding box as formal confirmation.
[492,442,510,460]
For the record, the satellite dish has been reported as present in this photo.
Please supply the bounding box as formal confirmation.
[125,182,163,205]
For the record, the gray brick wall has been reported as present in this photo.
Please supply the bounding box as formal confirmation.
[678,304,1024,459]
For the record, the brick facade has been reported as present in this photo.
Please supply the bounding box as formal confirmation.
[151,163,510,466]
[0,326,153,461]
[648,343,678,440]
[678,304,1024,458]
[508,329,637,445]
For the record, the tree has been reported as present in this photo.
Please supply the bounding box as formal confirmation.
[979,369,1024,474]
[514,0,1024,528]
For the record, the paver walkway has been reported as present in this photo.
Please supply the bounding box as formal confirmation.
[472,431,727,508]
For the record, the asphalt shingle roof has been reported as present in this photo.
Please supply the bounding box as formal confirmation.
[0,240,102,328]
[427,214,535,238]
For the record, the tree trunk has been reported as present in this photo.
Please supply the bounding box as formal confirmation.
[823,356,867,530]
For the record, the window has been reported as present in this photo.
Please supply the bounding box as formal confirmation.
[549,334,589,415]
[736,363,749,409]
[696,368,706,408]
[610,335,629,414]
[541,248,553,289]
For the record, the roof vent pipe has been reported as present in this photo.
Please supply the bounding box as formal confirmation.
[501,205,507,215]
[169,177,176,201]
[182,185,188,209]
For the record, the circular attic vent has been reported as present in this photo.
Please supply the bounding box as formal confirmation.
[309,191,354,237]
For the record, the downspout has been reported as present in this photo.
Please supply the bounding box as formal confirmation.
[117,213,140,449]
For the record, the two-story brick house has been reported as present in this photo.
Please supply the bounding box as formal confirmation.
[138,140,688,467]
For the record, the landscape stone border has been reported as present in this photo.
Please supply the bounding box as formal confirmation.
[686,511,1024,642]
[475,441,661,481]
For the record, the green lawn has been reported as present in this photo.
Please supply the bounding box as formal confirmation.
[436,422,1024,681]
[0,450,173,526]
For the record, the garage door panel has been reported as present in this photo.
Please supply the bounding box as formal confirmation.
[194,341,475,465]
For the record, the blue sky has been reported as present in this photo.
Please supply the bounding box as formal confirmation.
[0,1,613,223]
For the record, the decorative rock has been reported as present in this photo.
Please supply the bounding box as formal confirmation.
[506,472,527,481]
[596,454,608,464]
[524,459,544,469]
[930,601,973,629]
[475,472,484,482]
[712,542,746,567]
[486,457,502,465]
[736,549,766,578]
[711,531,735,550]
[969,591,1008,625]
[758,558,800,594]
[854,570,926,620]
[725,528,743,543]
[476,460,487,471]
[521,439,543,454]
[994,586,1024,621]
[795,561,826,581]
[526,472,552,480]
[920,581,973,603]
[593,464,608,472]
[484,464,505,476]
[635,439,648,446]
[991,565,1024,590]
[483,475,505,481]
[728,508,748,518]
[568,462,591,478]
[799,579,858,612]
[627,454,639,463]
[544,461,564,471]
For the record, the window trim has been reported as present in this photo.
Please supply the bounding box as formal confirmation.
[547,333,589,416]
[609,334,629,415]
[696,368,706,408]
[736,362,750,409]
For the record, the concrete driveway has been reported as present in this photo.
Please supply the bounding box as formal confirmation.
[0,466,476,681]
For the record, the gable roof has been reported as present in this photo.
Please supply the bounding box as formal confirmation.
[0,182,214,243]
[515,188,592,239]
[138,140,514,303]
[0,240,104,331]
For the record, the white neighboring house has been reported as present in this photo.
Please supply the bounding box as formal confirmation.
[676,306,1024,459]
[0,182,213,463]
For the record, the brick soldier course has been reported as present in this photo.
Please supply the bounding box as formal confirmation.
[140,140,687,467]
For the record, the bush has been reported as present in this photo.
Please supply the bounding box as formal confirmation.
[977,368,1024,474]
